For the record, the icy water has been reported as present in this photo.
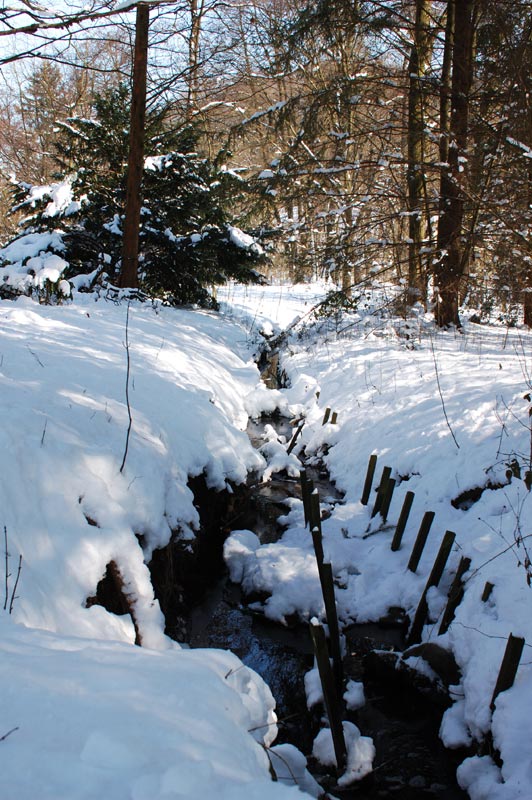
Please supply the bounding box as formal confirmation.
[187,414,467,799]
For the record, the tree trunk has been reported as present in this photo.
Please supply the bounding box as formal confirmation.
[407,0,434,304]
[435,0,477,327]
[118,3,149,290]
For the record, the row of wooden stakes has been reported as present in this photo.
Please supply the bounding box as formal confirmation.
[298,453,527,773]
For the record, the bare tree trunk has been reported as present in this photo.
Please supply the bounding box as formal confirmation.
[435,0,477,327]
[407,0,434,304]
[187,0,204,117]
[118,3,149,290]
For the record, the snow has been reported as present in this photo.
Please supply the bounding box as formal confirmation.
[219,281,532,799]
[0,291,314,800]
[344,679,365,711]
[312,721,375,785]
[2,277,532,798]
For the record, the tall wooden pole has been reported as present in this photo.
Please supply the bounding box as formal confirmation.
[118,3,149,289]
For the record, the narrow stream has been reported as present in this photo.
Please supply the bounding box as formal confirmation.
[186,412,468,799]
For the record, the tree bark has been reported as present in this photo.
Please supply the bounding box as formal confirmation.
[407,0,434,304]
[118,3,149,289]
[435,0,477,327]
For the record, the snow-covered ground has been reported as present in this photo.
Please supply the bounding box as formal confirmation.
[219,282,532,800]
[0,293,313,800]
[2,277,532,799]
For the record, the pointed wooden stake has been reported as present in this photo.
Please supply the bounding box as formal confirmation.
[361,454,377,506]
[391,491,415,551]
[438,556,471,634]
[407,511,435,572]
[490,633,525,711]
[371,466,392,517]
[407,530,456,646]
[310,620,347,773]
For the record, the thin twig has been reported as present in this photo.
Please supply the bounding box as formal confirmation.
[4,526,9,611]
[429,334,460,449]
[9,555,22,615]
[120,303,133,474]
[0,727,19,742]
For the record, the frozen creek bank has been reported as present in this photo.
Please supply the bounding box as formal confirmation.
[0,298,311,800]
[217,283,532,800]
[184,408,469,796]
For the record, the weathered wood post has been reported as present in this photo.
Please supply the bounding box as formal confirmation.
[371,466,392,517]
[310,620,347,773]
[438,556,471,634]
[300,470,313,527]
[361,454,378,505]
[321,561,344,697]
[407,511,436,572]
[391,491,415,551]
[481,581,494,602]
[379,477,396,523]
[407,530,456,646]
[490,633,525,711]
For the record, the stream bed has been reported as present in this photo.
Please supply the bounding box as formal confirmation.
[186,414,468,800]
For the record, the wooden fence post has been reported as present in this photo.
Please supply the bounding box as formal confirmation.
[371,466,392,517]
[379,477,396,523]
[300,470,313,527]
[310,620,347,773]
[391,491,415,551]
[407,530,456,646]
[361,454,377,506]
[490,633,525,711]
[321,562,344,697]
[407,511,436,572]
[481,581,494,602]
[438,556,471,635]
[287,420,305,455]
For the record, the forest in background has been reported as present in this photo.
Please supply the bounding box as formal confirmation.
[0,0,531,326]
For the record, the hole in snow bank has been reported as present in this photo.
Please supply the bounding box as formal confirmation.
[451,480,507,510]
[85,560,141,645]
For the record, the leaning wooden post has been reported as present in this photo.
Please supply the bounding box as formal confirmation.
[379,477,396,523]
[309,489,322,536]
[481,581,494,602]
[371,466,392,517]
[407,511,436,572]
[310,620,347,773]
[407,530,456,646]
[300,470,313,527]
[287,420,305,455]
[438,556,471,635]
[321,562,344,697]
[322,407,331,425]
[361,454,377,505]
[490,633,525,711]
[391,491,415,551]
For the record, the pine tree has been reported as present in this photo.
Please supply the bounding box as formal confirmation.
[1,85,265,305]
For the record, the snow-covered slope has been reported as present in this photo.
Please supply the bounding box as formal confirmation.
[0,294,310,800]
[220,283,532,800]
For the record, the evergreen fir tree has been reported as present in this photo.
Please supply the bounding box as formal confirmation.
[1,84,265,305]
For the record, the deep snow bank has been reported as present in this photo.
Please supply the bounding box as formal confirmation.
[220,284,532,800]
[0,295,312,799]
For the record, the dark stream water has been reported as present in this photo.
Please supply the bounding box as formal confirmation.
[187,414,467,800]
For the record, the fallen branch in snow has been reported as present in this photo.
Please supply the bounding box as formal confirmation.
[0,727,19,742]
[120,303,133,474]
[429,334,460,449]
[4,526,9,611]
[9,555,22,615]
